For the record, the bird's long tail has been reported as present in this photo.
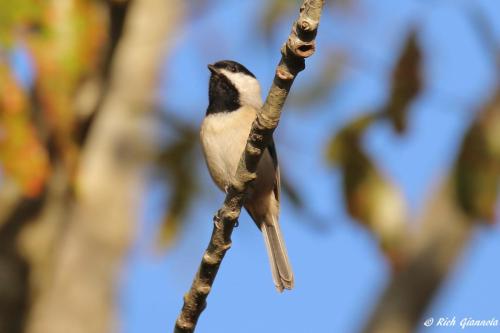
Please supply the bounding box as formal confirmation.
[261,214,294,292]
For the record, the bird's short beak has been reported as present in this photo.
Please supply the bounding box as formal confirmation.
[207,64,218,75]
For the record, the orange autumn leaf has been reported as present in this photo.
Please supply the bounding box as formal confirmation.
[0,64,50,197]
[27,0,106,173]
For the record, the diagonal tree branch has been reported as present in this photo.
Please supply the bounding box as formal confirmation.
[174,1,325,332]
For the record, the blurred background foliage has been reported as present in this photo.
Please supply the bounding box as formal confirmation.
[0,0,498,333]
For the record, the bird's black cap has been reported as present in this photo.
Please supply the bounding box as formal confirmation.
[207,60,255,78]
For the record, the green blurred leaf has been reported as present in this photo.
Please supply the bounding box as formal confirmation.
[326,113,377,165]
[384,30,422,134]
[0,0,43,47]
[155,118,198,249]
[326,113,378,222]
[454,92,500,222]
[326,113,407,265]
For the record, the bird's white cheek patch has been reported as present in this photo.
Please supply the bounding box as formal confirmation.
[220,69,263,109]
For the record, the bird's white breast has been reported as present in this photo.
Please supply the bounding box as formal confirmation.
[200,106,257,191]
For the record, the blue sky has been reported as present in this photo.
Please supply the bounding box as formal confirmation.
[119,1,500,332]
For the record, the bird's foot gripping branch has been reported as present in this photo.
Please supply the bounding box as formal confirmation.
[174,1,325,332]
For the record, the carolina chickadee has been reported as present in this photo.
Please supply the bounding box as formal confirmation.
[200,60,294,292]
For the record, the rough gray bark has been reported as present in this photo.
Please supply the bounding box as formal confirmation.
[174,1,325,332]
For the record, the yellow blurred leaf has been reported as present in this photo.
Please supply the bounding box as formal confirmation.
[0,0,43,47]
[454,92,500,223]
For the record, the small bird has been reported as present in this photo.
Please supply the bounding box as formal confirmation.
[200,60,294,292]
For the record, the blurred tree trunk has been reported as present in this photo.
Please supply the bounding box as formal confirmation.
[362,183,473,333]
[2,1,182,333]
[362,90,500,333]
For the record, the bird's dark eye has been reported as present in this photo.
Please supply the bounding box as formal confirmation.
[229,66,236,72]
